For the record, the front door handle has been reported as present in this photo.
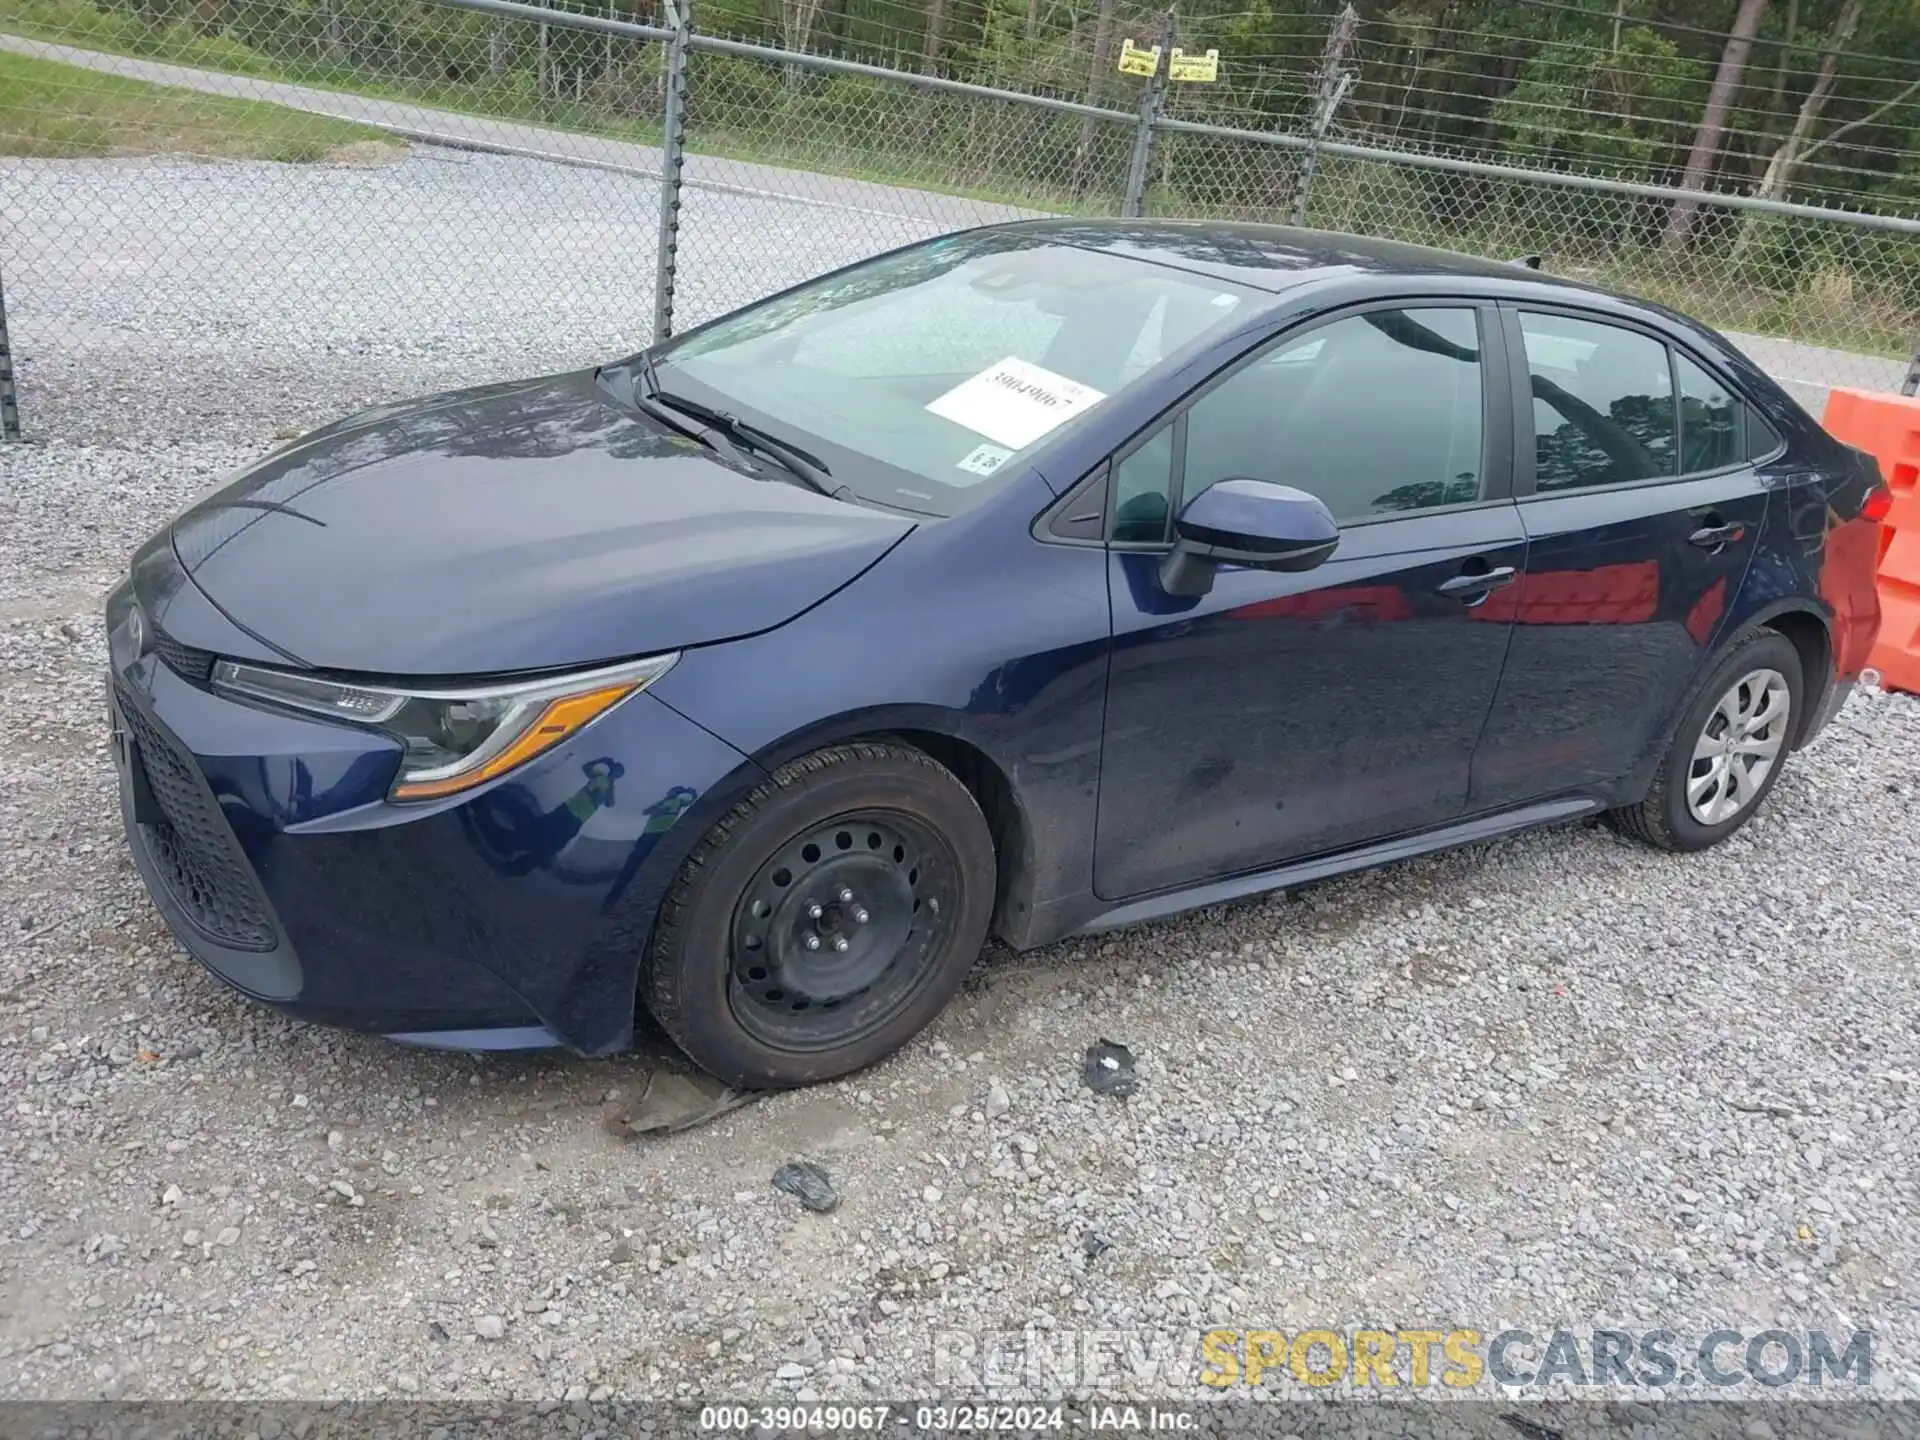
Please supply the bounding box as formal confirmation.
[1436,565,1518,599]
[1689,520,1747,550]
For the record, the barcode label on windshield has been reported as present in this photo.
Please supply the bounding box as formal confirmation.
[956,443,1013,477]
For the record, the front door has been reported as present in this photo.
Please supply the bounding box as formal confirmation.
[1093,302,1526,900]
[1469,307,1772,810]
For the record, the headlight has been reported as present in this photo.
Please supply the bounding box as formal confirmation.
[211,654,678,802]
[106,583,146,672]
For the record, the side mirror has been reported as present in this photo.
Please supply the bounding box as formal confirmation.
[1160,478,1340,597]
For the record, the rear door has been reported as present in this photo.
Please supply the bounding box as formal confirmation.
[1469,306,1771,811]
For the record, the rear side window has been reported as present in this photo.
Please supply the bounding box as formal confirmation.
[1519,312,1677,491]
[1746,407,1783,461]
[1675,354,1742,473]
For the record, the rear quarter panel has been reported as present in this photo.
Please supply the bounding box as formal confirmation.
[1605,305,1880,741]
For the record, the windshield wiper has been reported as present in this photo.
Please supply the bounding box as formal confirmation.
[633,357,842,499]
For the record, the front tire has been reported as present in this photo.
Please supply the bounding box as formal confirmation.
[642,742,996,1088]
[1606,629,1803,853]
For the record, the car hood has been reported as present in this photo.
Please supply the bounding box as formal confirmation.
[171,370,914,676]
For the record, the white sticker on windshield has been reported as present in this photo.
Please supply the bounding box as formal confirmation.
[956,443,1013,478]
[925,357,1107,451]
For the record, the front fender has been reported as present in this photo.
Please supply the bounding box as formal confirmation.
[648,521,1114,952]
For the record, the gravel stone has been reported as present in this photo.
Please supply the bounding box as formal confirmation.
[984,1079,1011,1119]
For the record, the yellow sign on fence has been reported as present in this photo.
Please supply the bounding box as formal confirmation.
[1117,38,1162,77]
[1168,47,1220,82]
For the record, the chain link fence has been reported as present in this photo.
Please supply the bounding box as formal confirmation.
[1152,124,1920,408]
[1,0,1917,443]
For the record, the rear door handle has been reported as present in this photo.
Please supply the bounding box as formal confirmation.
[1436,565,1518,599]
[1689,520,1747,549]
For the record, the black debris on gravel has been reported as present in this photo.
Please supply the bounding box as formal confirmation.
[772,1159,841,1213]
[1081,1039,1137,1097]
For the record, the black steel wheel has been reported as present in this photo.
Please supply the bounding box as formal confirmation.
[642,742,996,1088]
[728,811,961,1052]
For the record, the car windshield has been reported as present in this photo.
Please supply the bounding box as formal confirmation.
[652,231,1259,516]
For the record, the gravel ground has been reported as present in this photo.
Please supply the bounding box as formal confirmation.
[2,149,1920,1408]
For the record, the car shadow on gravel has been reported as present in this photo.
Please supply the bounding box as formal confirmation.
[281,817,1575,1108]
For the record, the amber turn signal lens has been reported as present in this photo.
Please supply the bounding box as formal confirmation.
[388,681,638,802]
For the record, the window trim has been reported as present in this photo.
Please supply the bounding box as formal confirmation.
[1032,464,1110,546]
[1030,420,1178,549]
[1503,301,1783,501]
[1043,297,1514,550]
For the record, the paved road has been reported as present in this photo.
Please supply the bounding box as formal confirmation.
[1717,332,1908,416]
[3,31,1912,418]
[0,34,1034,230]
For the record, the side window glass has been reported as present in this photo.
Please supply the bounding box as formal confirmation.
[1111,423,1175,543]
[1676,353,1741,473]
[1745,407,1782,461]
[1520,312,1676,491]
[1179,308,1485,523]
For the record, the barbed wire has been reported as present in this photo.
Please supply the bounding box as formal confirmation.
[1202,18,1918,93]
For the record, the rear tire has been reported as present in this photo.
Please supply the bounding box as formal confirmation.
[1606,630,1802,853]
[642,742,996,1089]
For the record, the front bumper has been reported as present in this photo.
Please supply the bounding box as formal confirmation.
[107,583,755,1053]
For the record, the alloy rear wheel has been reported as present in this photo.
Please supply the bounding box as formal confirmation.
[1606,629,1804,853]
[1683,667,1792,827]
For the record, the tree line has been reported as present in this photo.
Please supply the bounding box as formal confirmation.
[48,0,1916,219]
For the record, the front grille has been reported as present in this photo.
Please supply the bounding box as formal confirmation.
[115,684,277,952]
[151,629,215,685]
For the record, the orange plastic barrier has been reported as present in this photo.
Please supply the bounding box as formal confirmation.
[1821,387,1920,694]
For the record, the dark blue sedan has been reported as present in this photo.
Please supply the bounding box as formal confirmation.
[105,221,1888,1086]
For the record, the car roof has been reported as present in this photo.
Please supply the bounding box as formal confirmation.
[975,218,1796,425]
[992,217,1605,300]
